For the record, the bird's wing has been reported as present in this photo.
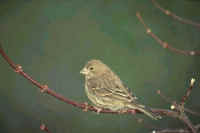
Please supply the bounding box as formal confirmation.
[92,74,134,102]
[103,72,134,99]
[92,86,132,102]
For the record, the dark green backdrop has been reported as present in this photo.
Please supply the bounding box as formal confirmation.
[0,0,199,133]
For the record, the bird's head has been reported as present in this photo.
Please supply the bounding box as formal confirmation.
[80,59,109,79]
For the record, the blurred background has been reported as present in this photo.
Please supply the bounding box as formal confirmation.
[0,0,200,132]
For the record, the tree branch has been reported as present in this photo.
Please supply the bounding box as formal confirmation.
[152,124,200,133]
[151,0,200,29]
[157,89,200,117]
[136,12,200,56]
[180,78,195,106]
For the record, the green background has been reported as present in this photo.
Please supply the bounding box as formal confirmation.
[0,0,200,132]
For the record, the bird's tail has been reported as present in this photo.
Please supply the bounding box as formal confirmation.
[126,102,161,120]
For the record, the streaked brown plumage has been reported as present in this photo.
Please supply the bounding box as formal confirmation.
[80,59,161,120]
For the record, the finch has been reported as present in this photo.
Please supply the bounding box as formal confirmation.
[80,59,161,120]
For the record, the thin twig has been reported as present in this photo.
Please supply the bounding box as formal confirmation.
[152,109,197,133]
[157,89,200,116]
[157,90,173,104]
[157,89,200,117]
[151,0,200,29]
[156,83,197,133]
[153,124,200,133]
[136,12,200,56]
[180,113,197,133]
[184,108,200,117]
[155,81,198,133]
[180,78,195,106]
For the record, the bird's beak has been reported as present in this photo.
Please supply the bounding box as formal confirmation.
[80,68,89,75]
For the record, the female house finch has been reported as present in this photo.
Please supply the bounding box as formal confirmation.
[80,59,160,120]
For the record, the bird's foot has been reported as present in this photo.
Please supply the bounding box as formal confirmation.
[93,106,102,114]
[118,109,127,114]
[82,102,89,112]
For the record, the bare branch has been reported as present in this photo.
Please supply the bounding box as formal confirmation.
[151,0,200,29]
[157,90,173,104]
[157,89,200,117]
[180,78,196,106]
[153,124,200,133]
[136,12,200,56]
[184,108,200,117]
[152,109,197,133]
[156,85,198,133]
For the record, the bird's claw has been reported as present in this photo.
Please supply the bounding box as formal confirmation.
[83,102,89,112]
[93,106,102,114]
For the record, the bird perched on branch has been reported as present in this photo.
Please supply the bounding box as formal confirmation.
[80,59,161,120]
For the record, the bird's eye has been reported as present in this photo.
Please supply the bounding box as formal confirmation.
[89,67,94,71]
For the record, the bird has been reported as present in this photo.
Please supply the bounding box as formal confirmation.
[80,59,161,120]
